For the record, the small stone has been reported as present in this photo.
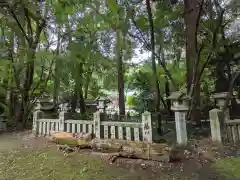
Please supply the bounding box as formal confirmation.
[141,163,147,169]
[184,149,191,155]
[212,147,218,151]
[198,151,215,162]
[180,164,184,172]
[169,149,185,162]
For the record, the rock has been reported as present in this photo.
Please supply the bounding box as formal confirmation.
[57,144,76,154]
[198,150,215,162]
[140,163,147,169]
[152,153,170,162]
[184,149,191,155]
[169,148,185,162]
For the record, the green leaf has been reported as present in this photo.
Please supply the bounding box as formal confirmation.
[107,0,118,14]
[135,15,148,31]
[0,102,8,117]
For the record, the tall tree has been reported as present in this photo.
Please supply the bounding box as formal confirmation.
[1,1,48,128]
[146,0,161,112]
[183,0,204,124]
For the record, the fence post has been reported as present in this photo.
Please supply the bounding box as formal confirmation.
[142,111,153,143]
[59,111,67,132]
[209,108,224,143]
[94,111,101,138]
[33,110,43,136]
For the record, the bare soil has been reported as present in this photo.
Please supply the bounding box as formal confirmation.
[0,131,238,180]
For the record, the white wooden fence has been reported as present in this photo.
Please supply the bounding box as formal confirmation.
[33,110,155,143]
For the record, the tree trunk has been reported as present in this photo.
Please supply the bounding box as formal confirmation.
[146,0,160,113]
[146,0,163,134]
[116,29,125,116]
[79,91,86,115]
[83,70,93,99]
[146,0,163,132]
[77,62,86,115]
[71,91,77,113]
[7,88,18,122]
[7,2,46,129]
[215,63,229,92]
[18,58,34,127]
[158,47,171,114]
[184,0,196,91]
[51,134,170,162]
[184,0,203,125]
[53,25,61,104]
[165,77,171,114]
[7,32,15,121]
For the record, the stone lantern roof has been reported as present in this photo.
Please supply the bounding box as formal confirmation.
[167,91,191,101]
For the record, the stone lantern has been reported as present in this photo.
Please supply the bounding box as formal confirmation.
[168,91,190,146]
[97,97,110,113]
[211,92,232,108]
[211,92,232,121]
[35,98,55,113]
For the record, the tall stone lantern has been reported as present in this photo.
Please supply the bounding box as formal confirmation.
[97,97,110,113]
[35,98,54,111]
[168,91,190,146]
[211,92,232,121]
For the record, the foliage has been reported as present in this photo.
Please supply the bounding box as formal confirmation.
[0,0,239,124]
[213,157,240,179]
[0,102,8,117]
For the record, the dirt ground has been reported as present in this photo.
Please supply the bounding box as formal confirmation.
[0,131,238,180]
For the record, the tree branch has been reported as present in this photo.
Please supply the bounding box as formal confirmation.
[23,7,33,44]
[88,2,177,90]
[8,8,30,43]
[187,0,222,120]
[27,58,55,112]
[128,31,177,90]
[222,71,240,113]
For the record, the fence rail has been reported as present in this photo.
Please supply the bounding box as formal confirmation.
[33,110,155,143]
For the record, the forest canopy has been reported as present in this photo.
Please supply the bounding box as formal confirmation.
[0,0,239,128]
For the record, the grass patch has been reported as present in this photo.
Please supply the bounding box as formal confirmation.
[0,148,142,180]
[213,157,240,179]
[0,145,215,180]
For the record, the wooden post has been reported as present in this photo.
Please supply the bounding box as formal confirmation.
[94,111,101,139]
[59,111,67,132]
[142,111,153,143]
[33,110,43,136]
[209,108,223,143]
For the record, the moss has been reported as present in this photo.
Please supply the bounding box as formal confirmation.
[0,147,200,180]
[213,157,240,179]
[0,148,140,180]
